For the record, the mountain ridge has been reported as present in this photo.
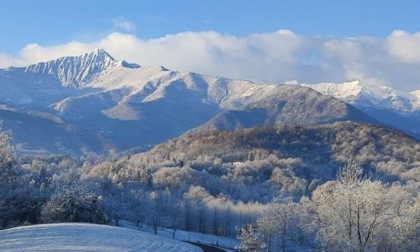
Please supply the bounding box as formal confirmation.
[0,49,410,155]
[296,80,420,111]
[294,80,420,138]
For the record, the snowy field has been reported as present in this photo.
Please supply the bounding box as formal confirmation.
[118,220,239,251]
[0,223,203,252]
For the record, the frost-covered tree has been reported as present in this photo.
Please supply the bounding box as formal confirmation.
[256,199,302,252]
[147,190,170,234]
[183,186,212,233]
[0,125,18,228]
[237,223,266,252]
[311,163,388,252]
[403,197,420,249]
[0,125,15,184]
[380,192,420,251]
[237,198,306,252]
[163,192,184,239]
[129,188,148,228]
[40,185,106,224]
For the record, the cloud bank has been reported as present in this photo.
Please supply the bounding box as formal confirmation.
[1,30,420,91]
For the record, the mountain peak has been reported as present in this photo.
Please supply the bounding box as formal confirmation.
[87,48,115,61]
[24,49,117,88]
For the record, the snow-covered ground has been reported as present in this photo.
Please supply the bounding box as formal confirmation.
[117,221,240,252]
[0,223,203,252]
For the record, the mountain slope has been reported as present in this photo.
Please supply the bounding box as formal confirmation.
[196,84,377,131]
[0,107,112,155]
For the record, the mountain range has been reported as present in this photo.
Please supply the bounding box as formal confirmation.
[0,49,417,155]
[294,80,420,137]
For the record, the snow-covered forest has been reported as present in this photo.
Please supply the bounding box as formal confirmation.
[0,122,419,251]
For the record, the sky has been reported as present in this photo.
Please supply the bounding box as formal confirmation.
[1,0,420,91]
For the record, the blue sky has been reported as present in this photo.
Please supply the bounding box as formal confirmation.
[1,0,420,90]
[2,0,418,52]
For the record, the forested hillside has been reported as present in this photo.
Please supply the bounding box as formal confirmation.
[1,122,419,251]
[114,121,419,201]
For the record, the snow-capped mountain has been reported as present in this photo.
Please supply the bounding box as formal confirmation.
[23,48,139,87]
[295,80,420,137]
[297,80,419,111]
[0,50,378,155]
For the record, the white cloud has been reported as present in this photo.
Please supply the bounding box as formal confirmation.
[386,30,420,63]
[94,30,305,83]
[1,30,420,91]
[0,42,94,67]
[0,53,14,67]
[112,17,136,33]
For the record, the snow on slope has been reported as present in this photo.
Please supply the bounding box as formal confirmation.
[410,90,420,110]
[88,65,280,111]
[297,80,419,111]
[119,220,239,251]
[24,48,139,88]
[293,80,420,138]
[0,223,202,252]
